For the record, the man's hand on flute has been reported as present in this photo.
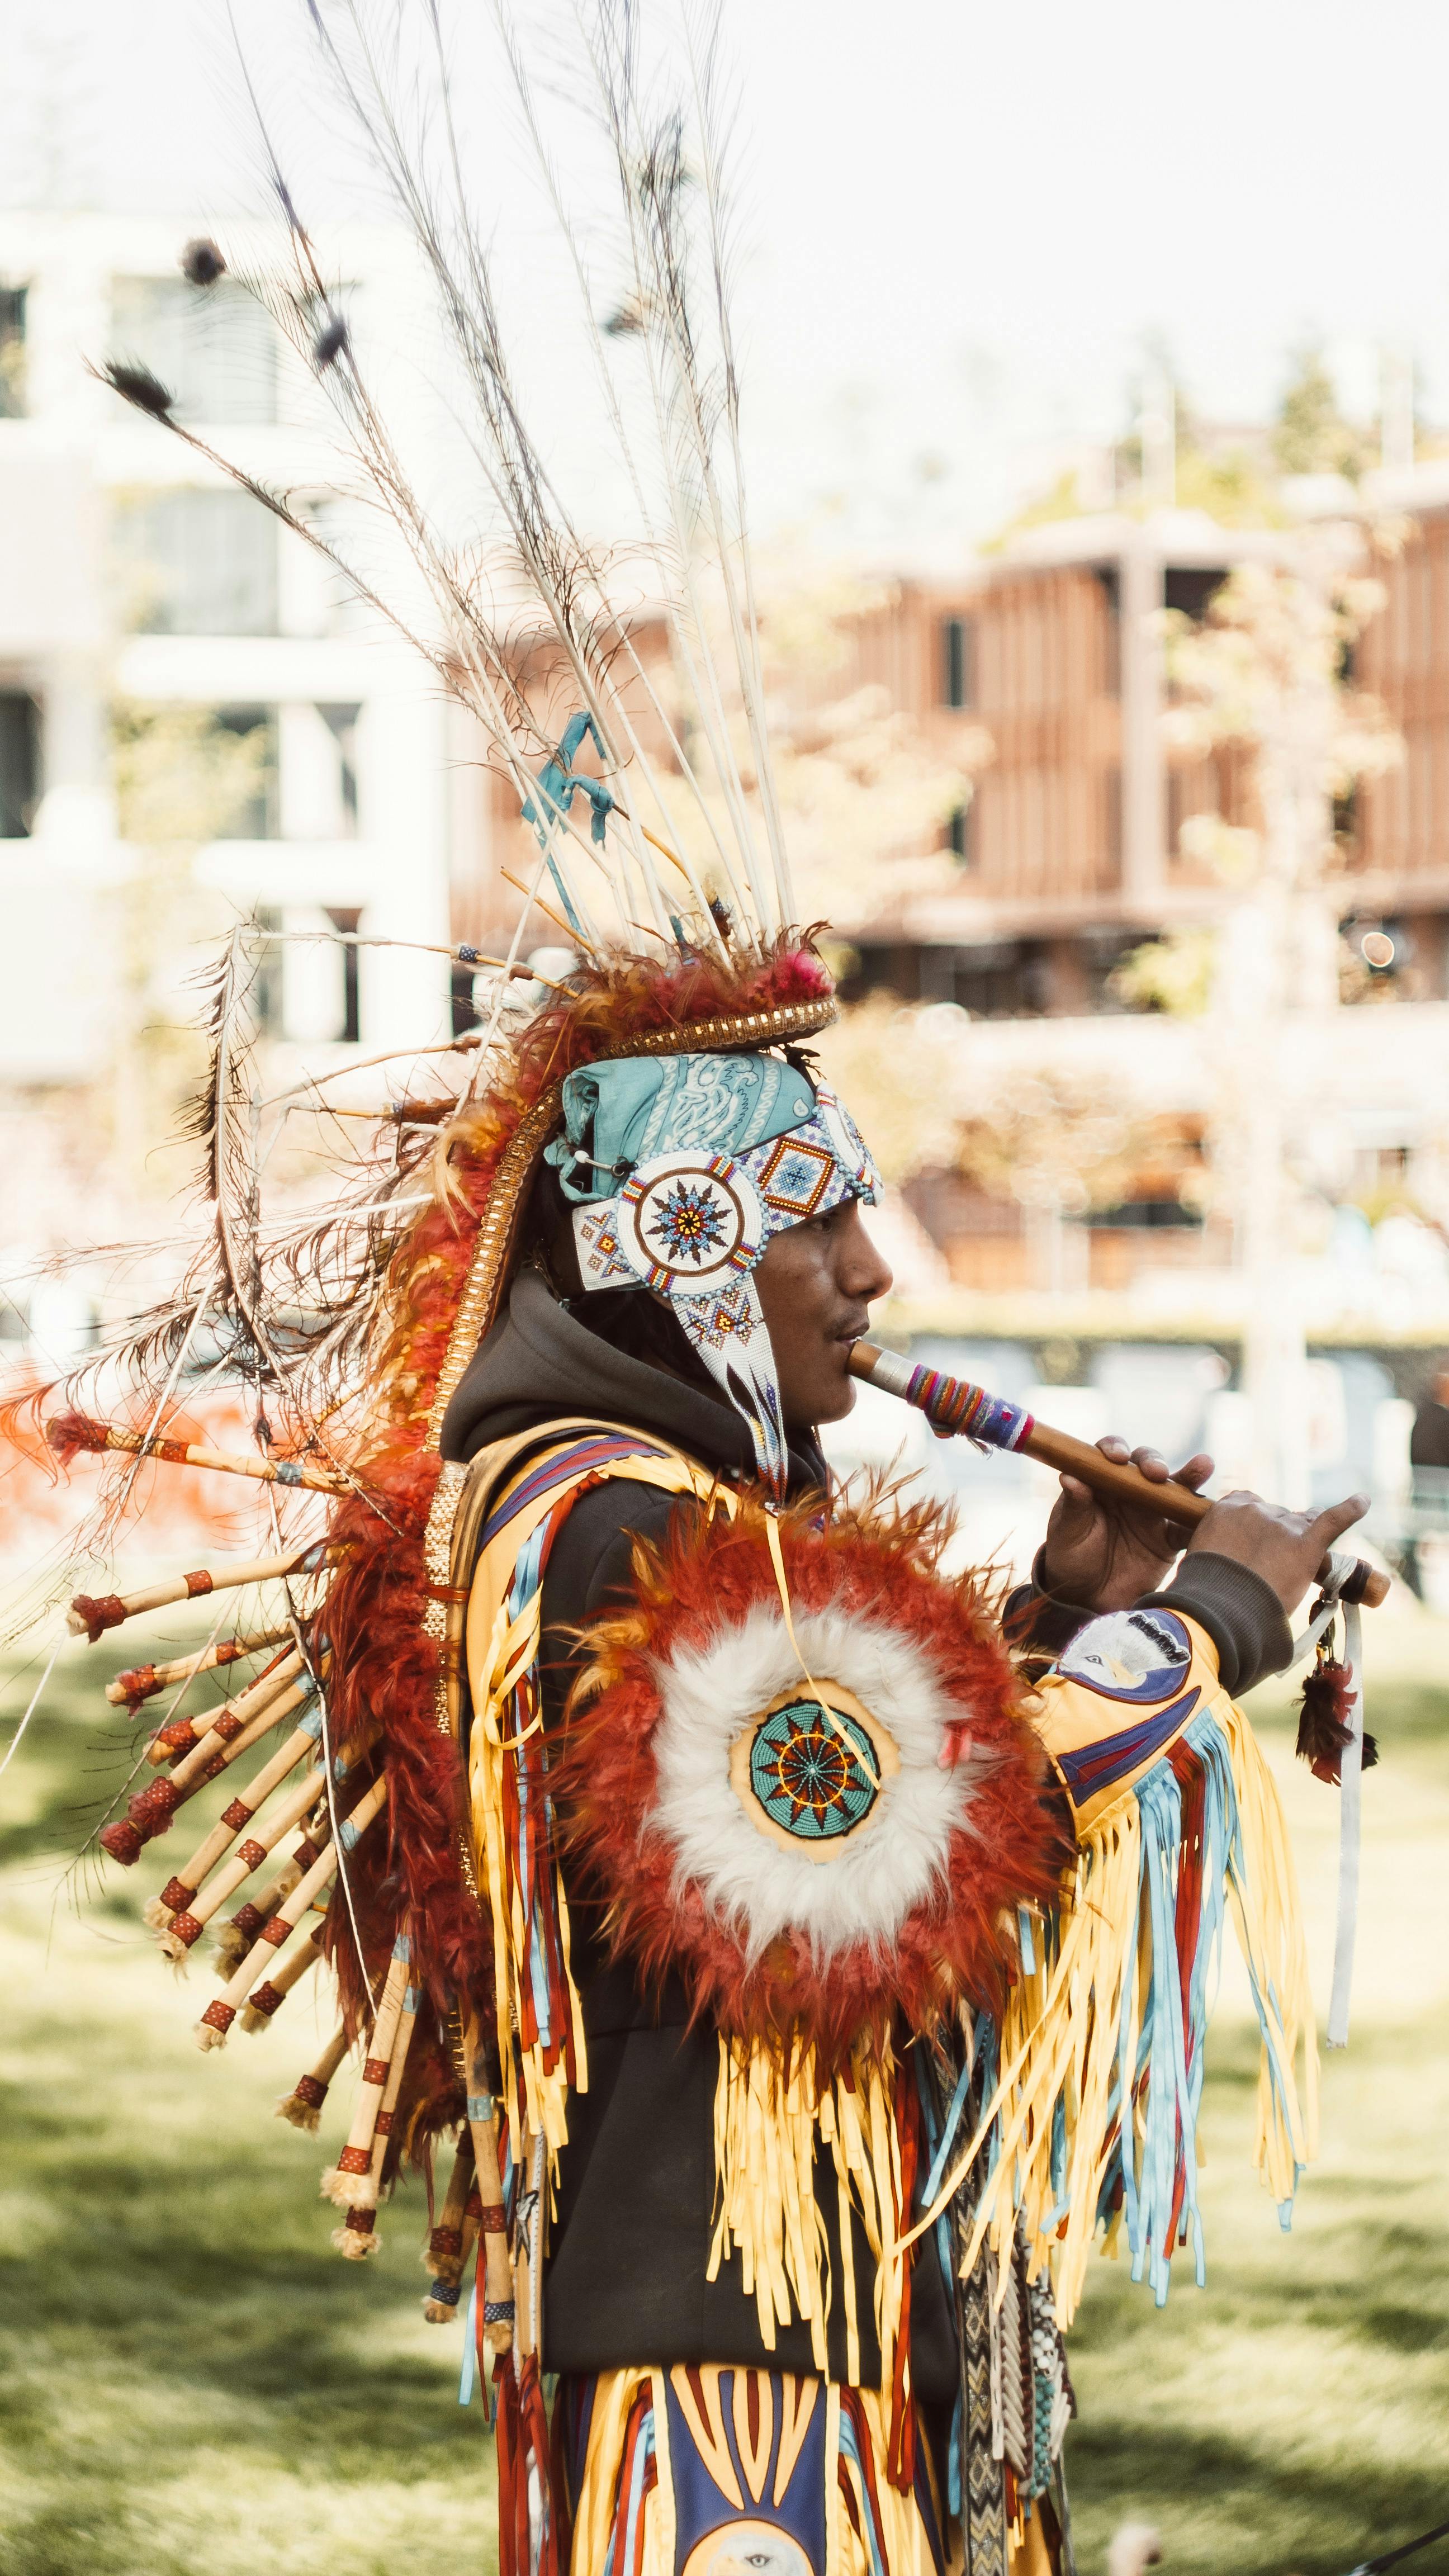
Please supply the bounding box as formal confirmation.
[1043,1438,1215,1610]
[1043,1438,1370,1618]
[1181,1483,1370,1616]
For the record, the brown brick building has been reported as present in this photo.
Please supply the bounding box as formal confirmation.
[447,487,1449,1020]
[836,519,1258,1011]
[1352,464,1449,991]
[842,491,1449,1014]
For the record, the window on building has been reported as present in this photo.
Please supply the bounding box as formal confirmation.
[251,906,284,1033]
[946,802,974,866]
[326,906,363,1043]
[0,287,26,420]
[1093,566,1121,695]
[941,616,975,709]
[1082,929,1146,1011]
[110,277,277,425]
[919,941,1049,1016]
[948,941,1050,1017]
[113,490,278,636]
[214,707,279,839]
[319,704,361,835]
[452,962,482,1038]
[0,693,40,837]
[1163,566,1226,626]
[258,903,359,1042]
[278,703,360,836]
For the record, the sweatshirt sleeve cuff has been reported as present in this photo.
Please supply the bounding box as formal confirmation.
[1001,1548,1100,1664]
[1142,1552,1294,1699]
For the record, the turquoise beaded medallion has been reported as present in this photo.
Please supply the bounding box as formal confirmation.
[748,1698,879,1843]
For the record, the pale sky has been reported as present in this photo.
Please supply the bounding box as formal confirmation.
[8,0,1449,549]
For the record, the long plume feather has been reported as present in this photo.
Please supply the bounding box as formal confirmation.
[98,1,795,965]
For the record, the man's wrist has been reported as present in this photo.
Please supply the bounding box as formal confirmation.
[1039,1545,1176,1616]
[1036,1543,1092,1608]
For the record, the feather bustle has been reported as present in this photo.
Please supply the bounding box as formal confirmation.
[556,1479,1069,2069]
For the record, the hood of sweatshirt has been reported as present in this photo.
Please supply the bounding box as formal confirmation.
[439,1265,826,1492]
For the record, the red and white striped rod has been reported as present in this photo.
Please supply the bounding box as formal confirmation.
[48,1411,351,1497]
[68,1541,330,1642]
[106,1626,292,1708]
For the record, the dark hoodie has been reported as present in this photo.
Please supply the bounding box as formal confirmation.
[439,1267,1291,2390]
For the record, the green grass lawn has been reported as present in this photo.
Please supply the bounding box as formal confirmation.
[0,1625,496,2576]
[1,1600,1447,2575]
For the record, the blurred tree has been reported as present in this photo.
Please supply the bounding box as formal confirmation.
[1273,345,1371,482]
[812,993,964,1186]
[954,1067,1143,1292]
[679,548,990,934]
[1172,441,1280,529]
[1161,533,1401,1498]
[1163,542,1399,1006]
[1110,926,1218,1017]
[816,1007,1184,1292]
[981,470,1092,554]
[112,702,272,851]
[105,703,270,1206]
[953,1069,1135,1211]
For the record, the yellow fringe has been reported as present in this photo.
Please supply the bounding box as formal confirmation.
[461,1439,733,2205]
[903,1701,1318,2329]
[1218,1696,1319,2196]
[468,1589,585,2180]
[708,2037,905,2394]
[830,2384,940,2576]
[565,2369,666,2572]
[566,2370,937,2576]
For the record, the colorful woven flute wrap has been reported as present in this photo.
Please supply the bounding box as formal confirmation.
[861,1345,1037,1452]
[907,1362,1035,1451]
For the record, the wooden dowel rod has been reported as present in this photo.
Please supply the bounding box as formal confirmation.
[1016,1419,1213,1523]
[48,1412,350,1495]
[107,1626,291,1707]
[68,1542,329,1641]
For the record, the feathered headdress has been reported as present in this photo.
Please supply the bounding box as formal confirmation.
[85,0,878,1479]
[102,1,801,970]
[7,35,1139,2562]
[28,0,885,2213]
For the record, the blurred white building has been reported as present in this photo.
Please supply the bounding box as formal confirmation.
[0,210,457,1093]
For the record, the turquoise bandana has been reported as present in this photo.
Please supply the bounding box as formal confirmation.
[545,1052,817,1204]
[547,1052,881,1492]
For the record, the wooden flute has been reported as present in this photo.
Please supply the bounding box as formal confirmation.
[847,1339,1389,1609]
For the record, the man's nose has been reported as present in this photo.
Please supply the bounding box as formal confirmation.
[840,1205,893,1301]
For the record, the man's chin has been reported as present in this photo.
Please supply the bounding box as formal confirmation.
[809,1371,858,1428]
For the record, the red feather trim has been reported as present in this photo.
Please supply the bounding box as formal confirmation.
[315,939,837,2149]
[43,1410,111,1469]
[556,1484,1070,2067]
[1295,1654,1379,1785]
